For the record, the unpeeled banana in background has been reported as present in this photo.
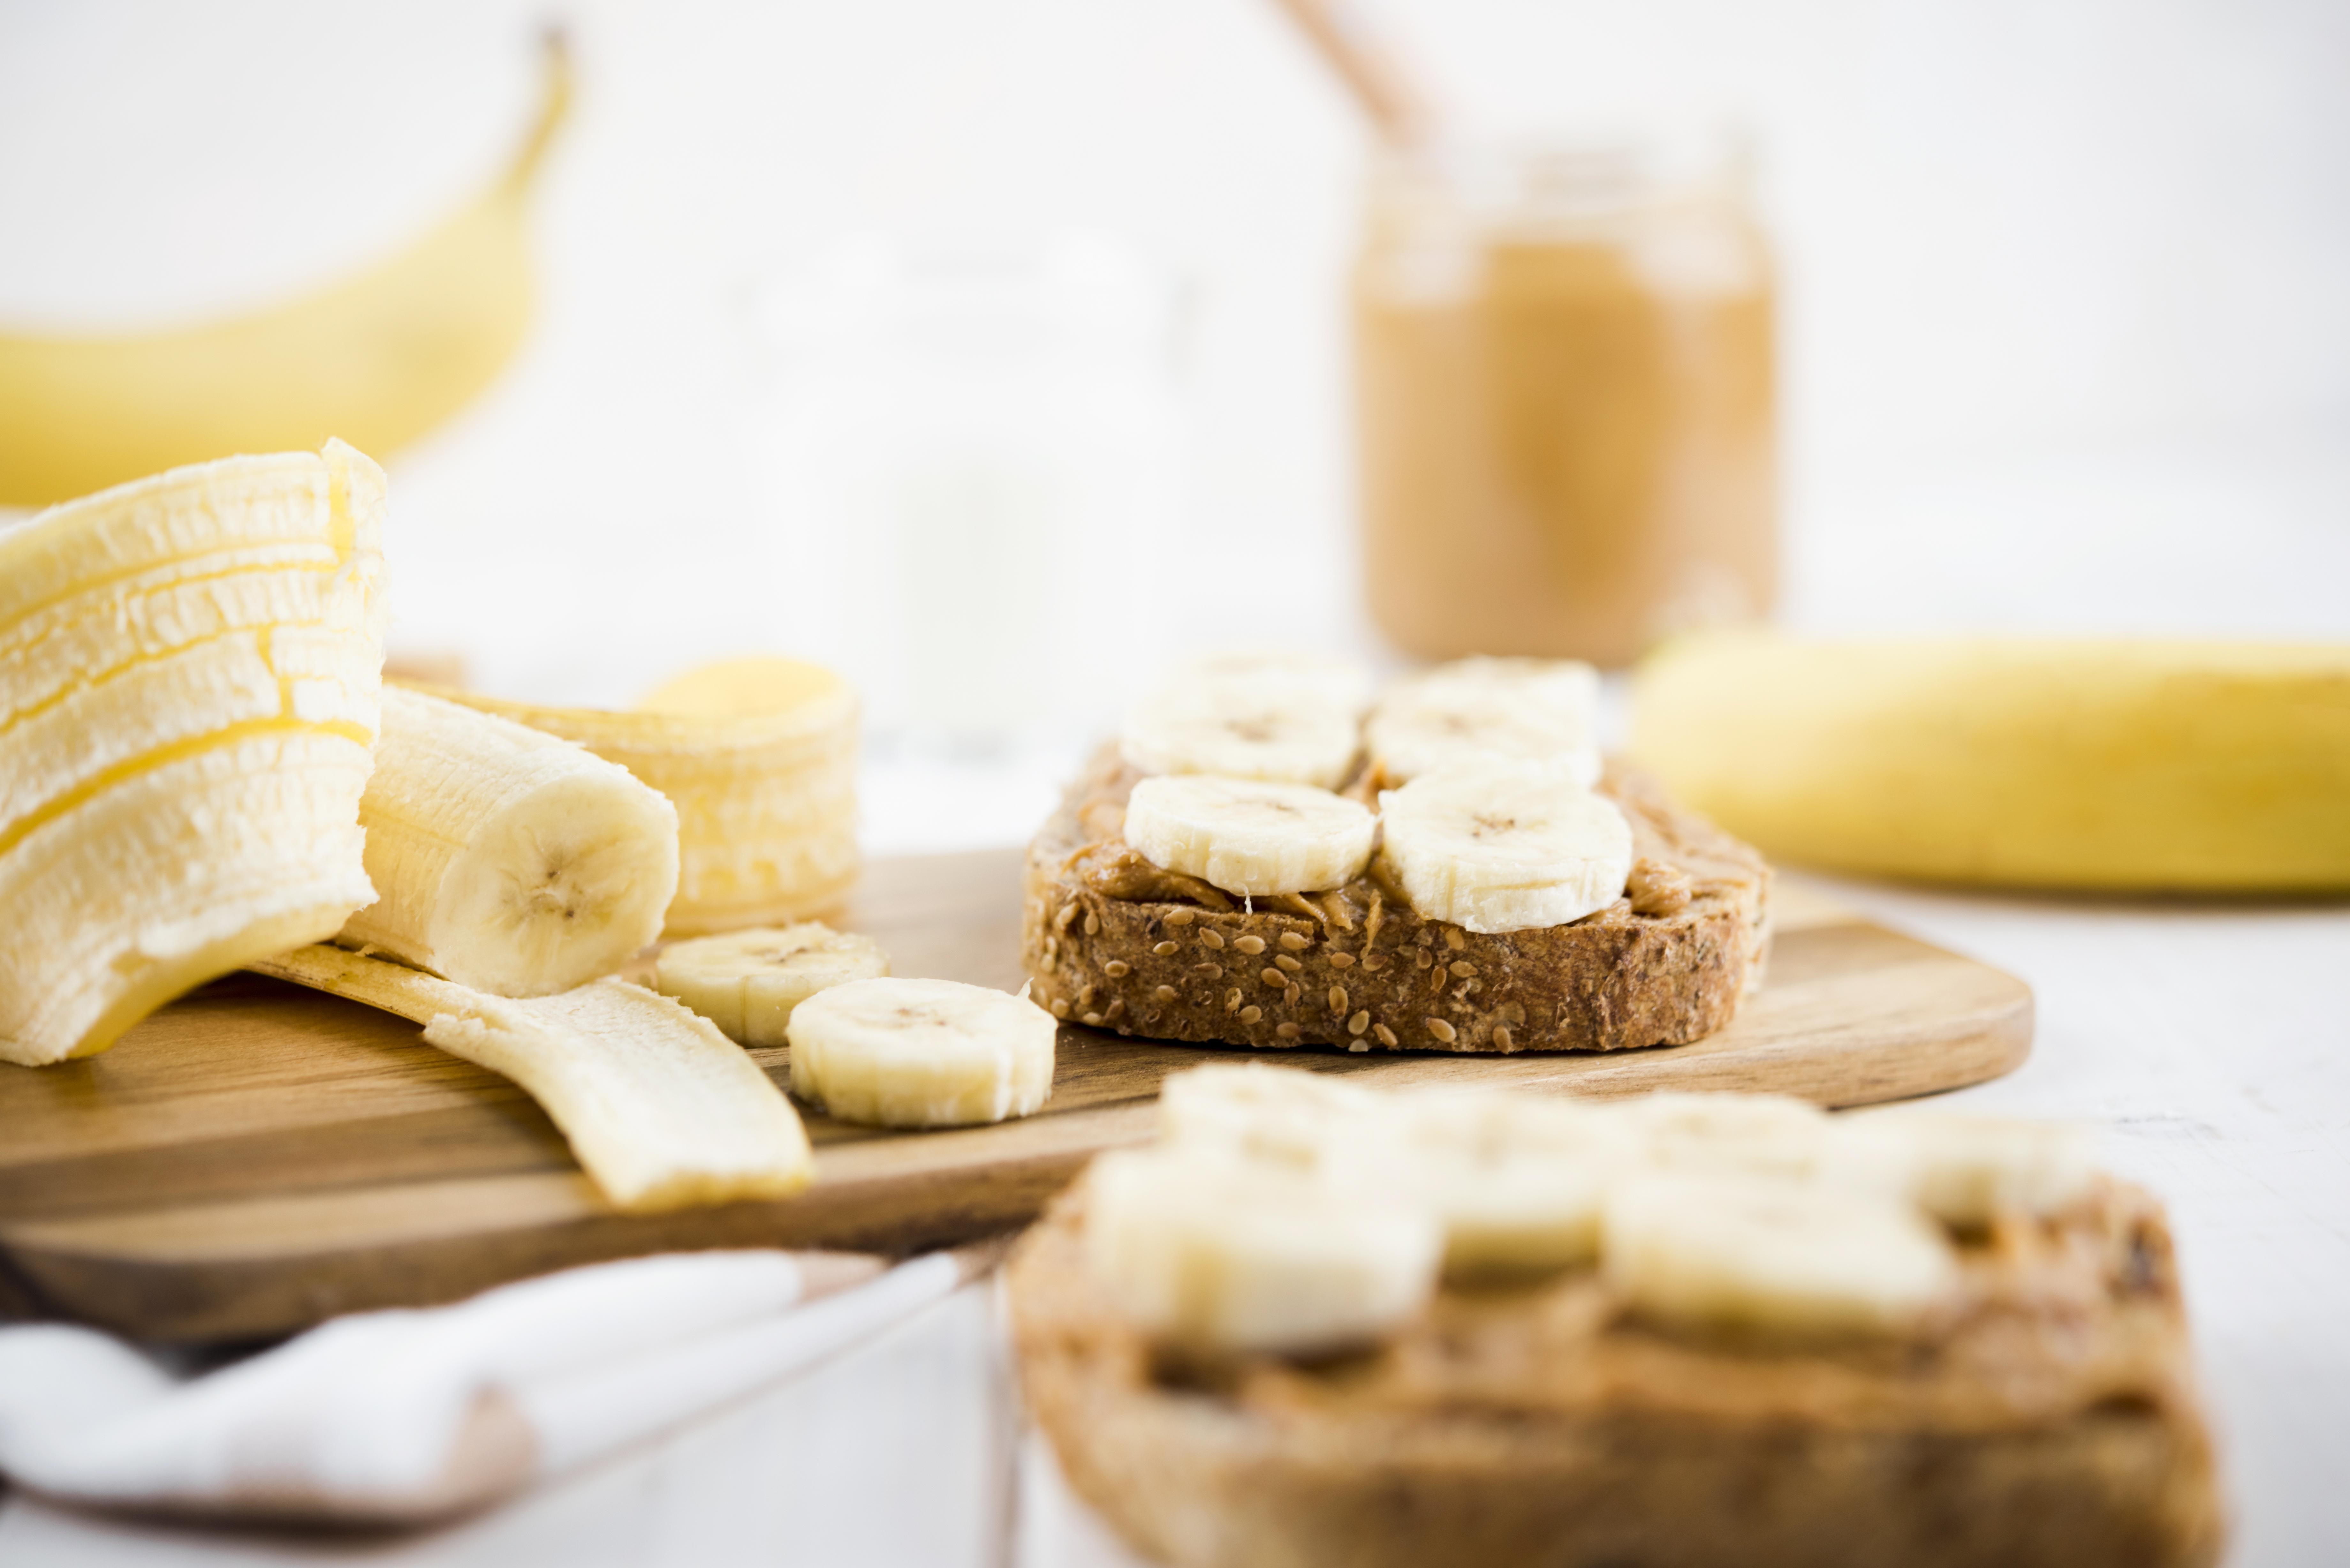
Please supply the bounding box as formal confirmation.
[421,657,859,937]
[0,444,387,1065]
[343,687,679,997]
[1634,631,2350,890]
[0,35,570,508]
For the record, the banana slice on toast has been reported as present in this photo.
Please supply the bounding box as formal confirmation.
[1124,775,1377,897]
[1376,764,1633,932]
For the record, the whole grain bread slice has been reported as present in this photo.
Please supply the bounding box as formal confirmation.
[1008,1179,2225,1568]
[1020,747,1770,1053]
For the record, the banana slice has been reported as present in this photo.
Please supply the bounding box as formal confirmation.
[1124,775,1377,897]
[786,976,1055,1128]
[1602,1172,1959,1337]
[1832,1112,2100,1225]
[423,656,859,938]
[1375,764,1632,932]
[1118,684,1361,788]
[0,443,387,1067]
[1084,1146,1444,1355]
[654,923,889,1046]
[1376,1089,1636,1277]
[341,688,680,998]
[1167,649,1375,712]
[253,945,812,1213]
[1615,1092,1835,1180]
[1367,656,1602,786]
[1157,1062,1394,1169]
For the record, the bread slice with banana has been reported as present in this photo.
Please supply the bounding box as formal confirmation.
[1023,654,1768,1053]
[1009,1068,2225,1568]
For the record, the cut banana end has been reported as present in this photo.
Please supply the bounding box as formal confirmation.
[655,923,889,1046]
[422,657,859,938]
[1084,1146,1444,1356]
[1367,656,1602,786]
[787,976,1054,1128]
[0,444,387,1067]
[341,687,680,998]
[1124,775,1377,897]
[1118,685,1361,788]
[1376,764,1633,933]
[253,945,812,1212]
[1603,1172,1960,1337]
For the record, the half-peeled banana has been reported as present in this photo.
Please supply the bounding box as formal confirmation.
[419,656,858,937]
[341,687,679,997]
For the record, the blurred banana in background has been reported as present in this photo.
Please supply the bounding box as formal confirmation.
[1633,632,2350,891]
[0,33,571,508]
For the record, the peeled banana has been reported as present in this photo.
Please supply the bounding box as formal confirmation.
[1633,630,2350,890]
[786,976,1055,1128]
[1367,656,1601,786]
[1084,1145,1444,1355]
[654,922,888,1046]
[0,444,387,1066]
[341,687,679,997]
[421,656,859,937]
[1123,774,1378,896]
[254,945,812,1212]
[1376,764,1633,932]
[0,35,570,507]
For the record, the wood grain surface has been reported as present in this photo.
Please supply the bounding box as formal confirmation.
[0,850,2031,1342]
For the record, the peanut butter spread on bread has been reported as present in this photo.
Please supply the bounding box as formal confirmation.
[1021,747,1770,1053]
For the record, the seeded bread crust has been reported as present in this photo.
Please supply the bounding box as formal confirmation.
[1009,1180,2225,1568]
[1020,748,1770,1053]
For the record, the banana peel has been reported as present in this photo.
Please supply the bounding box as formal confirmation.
[1630,632,2350,892]
[0,34,571,507]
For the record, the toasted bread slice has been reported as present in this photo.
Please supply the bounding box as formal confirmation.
[1010,1176,2224,1568]
[1021,748,1769,1052]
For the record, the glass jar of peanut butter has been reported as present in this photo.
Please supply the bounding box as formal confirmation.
[1353,137,1777,667]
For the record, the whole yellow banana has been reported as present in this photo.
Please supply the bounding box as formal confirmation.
[1632,633,2350,891]
[0,34,570,508]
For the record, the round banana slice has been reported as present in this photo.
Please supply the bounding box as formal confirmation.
[1118,685,1360,788]
[1614,1091,1835,1181]
[1375,765,1632,932]
[1602,1172,1959,1337]
[654,922,889,1046]
[1167,649,1375,712]
[786,976,1055,1128]
[343,688,681,999]
[1124,775,1378,897]
[1831,1112,2100,1226]
[1084,1146,1444,1355]
[1367,656,1602,786]
[1157,1062,1394,1169]
[1373,1088,1637,1277]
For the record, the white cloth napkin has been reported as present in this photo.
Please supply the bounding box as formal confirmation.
[0,1245,983,1524]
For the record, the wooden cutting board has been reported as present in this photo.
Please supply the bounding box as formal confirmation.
[0,850,2031,1342]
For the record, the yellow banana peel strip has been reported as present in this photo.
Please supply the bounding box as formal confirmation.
[253,944,814,1212]
[1631,632,2350,891]
[0,35,572,507]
